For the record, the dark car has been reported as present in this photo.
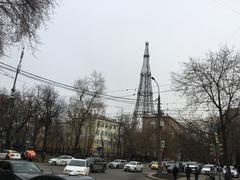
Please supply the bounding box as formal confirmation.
[29,174,95,180]
[0,160,43,180]
[86,157,107,173]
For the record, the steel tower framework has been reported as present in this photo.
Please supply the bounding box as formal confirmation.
[133,42,154,119]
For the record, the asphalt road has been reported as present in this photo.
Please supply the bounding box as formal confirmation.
[36,162,151,180]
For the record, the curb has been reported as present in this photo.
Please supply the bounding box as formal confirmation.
[146,173,164,180]
[146,173,189,180]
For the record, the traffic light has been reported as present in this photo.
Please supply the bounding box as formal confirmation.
[214,132,219,144]
[160,140,165,151]
[217,143,224,156]
[209,144,216,156]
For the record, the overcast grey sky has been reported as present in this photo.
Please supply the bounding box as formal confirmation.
[1,0,240,118]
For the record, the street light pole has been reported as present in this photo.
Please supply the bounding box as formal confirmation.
[11,47,25,97]
[151,76,162,177]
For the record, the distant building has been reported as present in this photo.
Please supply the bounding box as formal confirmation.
[142,114,185,160]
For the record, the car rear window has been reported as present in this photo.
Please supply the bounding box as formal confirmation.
[68,160,86,167]
[12,162,42,173]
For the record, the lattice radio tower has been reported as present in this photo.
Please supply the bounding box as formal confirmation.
[133,42,154,120]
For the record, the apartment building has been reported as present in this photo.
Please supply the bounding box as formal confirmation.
[92,116,120,157]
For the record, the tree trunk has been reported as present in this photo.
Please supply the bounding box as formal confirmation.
[41,124,50,162]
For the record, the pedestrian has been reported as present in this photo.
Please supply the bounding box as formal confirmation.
[194,167,200,180]
[185,164,191,180]
[207,167,215,180]
[173,165,179,180]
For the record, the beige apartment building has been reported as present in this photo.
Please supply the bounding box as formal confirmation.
[92,116,120,157]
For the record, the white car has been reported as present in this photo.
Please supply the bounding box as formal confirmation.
[64,159,90,176]
[201,164,216,175]
[48,155,74,166]
[223,166,239,178]
[0,150,21,160]
[124,161,143,172]
[185,162,199,173]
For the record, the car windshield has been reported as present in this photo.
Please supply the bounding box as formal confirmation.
[58,156,65,159]
[113,159,121,162]
[223,166,235,170]
[12,162,42,173]
[68,160,86,167]
[204,165,213,168]
[188,163,197,165]
[128,162,137,165]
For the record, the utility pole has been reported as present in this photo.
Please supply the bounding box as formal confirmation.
[11,47,25,97]
[6,47,25,148]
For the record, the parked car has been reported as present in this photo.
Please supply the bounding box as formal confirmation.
[48,155,74,166]
[108,159,127,169]
[123,161,143,172]
[23,150,36,161]
[184,162,199,174]
[0,149,21,160]
[86,157,107,173]
[166,161,179,173]
[200,164,216,175]
[222,166,239,178]
[150,162,158,170]
[0,160,43,180]
[148,161,157,167]
[64,159,90,176]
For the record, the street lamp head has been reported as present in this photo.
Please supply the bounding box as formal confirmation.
[151,77,155,81]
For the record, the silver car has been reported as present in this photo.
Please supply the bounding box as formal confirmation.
[108,159,127,169]
[48,155,74,166]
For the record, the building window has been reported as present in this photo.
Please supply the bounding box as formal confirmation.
[97,121,100,127]
[101,123,104,127]
[105,123,108,128]
[95,130,99,135]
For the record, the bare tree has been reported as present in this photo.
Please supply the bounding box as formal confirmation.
[3,89,35,149]
[67,71,105,154]
[172,47,240,172]
[116,112,139,160]
[0,0,57,56]
[38,85,63,161]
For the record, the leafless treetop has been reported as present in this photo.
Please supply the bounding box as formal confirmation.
[0,0,56,56]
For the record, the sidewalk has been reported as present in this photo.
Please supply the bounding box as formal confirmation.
[147,173,208,180]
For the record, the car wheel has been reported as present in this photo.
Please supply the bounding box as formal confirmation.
[116,165,119,169]
[52,161,57,166]
[140,168,143,172]
[101,166,106,173]
[134,168,137,172]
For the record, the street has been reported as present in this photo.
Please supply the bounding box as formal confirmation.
[36,162,240,180]
[36,162,150,180]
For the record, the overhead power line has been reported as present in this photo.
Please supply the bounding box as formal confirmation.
[0,62,141,104]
